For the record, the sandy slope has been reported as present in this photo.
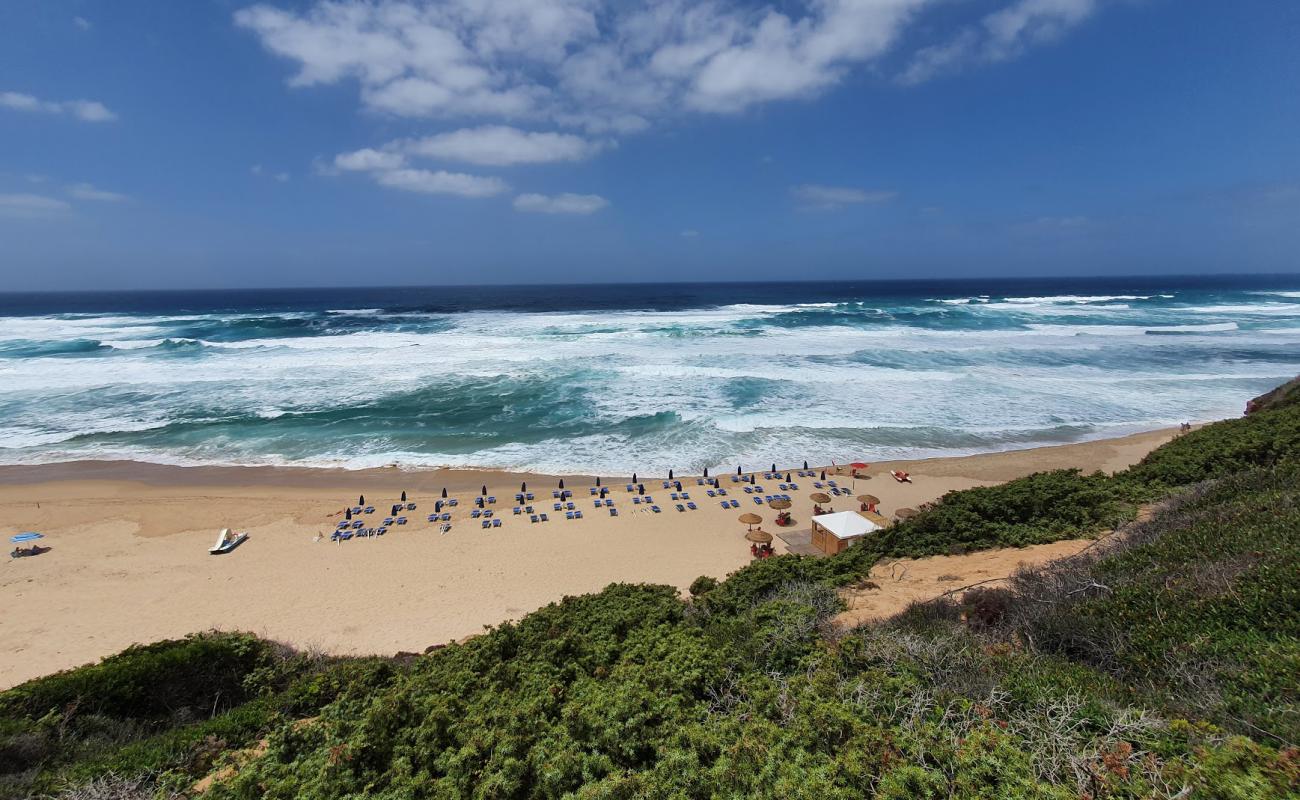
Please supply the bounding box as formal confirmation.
[0,428,1178,688]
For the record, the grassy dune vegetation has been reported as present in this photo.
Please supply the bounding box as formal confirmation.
[3,381,1298,799]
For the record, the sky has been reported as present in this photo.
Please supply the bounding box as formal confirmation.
[1,0,1298,291]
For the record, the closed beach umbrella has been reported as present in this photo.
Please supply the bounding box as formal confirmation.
[435,500,442,512]
[441,488,448,499]
[559,479,565,489]
[857,494,879,505]
[771,463,776,473]
[738,512,762,530]
[11,532,43,543]
[632,472,638,484]
[359,494,365,505]
[482,485,488,496]
[703,467,709,478]
[521,481,527,492]
[737,466,742,475]
[820,471,826,480]
[746,529,773,544]
[596,476,601,487]
[668,469,674,480]
[785,473,792,482]
[803,460,808,470]
[638,484,645,494]
[895,507,919,520]
[401,490,407,502]
[769,498,791,510]
[345,508,352,520]
[810,492,831,504]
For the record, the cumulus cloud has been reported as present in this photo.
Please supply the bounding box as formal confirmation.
[513,192,608,214]
[68,183,127,202]
[792,184,896,209]
[405,125,603,166]
[0,91,116,122]
[234,0,942,128]
[0,193,72,218]
[375,168,509,197]
[900,0,1097,85]
[332,148,407,172]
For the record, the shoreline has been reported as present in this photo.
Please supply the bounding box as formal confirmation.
[0,426,1184,689]
[0,424,1188,491]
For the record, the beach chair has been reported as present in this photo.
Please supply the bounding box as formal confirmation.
[754,485,764,492]
[531,514,539,523]
[337,521,349,529]
[427,514,438,522]
[609,508,618,517]
[482,520,491,529]
[513,507,522,515]
[553,502,562,511]
[707,489,716,497]
[682,492,690,499]
[718,488,727,495]
[626,483,634,492]
[633,496,641,504]
[566,502,575,510]
[731,500,741,508]
[396,517,407,525]
[364,506,375,513]
[696,478,705,485]
[553,490,561,498]
[352,520,363,529]
[651,506,661,513]
[575,511,583,519]
[590,487,598,495]
[448,499,458,506]
[525,505,534,513]
[407,502,416,510]
[526,492,535,500]
[605,498,614,506]
[662,481,671,488]
[493,519,502,528]
[814,481,823,488]
[593,499,602,508]
[340,531,353,540]
[471,509,482,518]
[743,486,753,493]
[383,517,394,525]
[670,492,679,500]
[644,495,654,503]
[484,510,493,518]
[566,511,574,520]
[676,504,685,512]
[720,501,728,509]
[377,527,388,535]
[441,513,451,521]
[687,502,697,510]
[540,513,549,522]
[754,497,763,505]
[730,475,740,482]
[828,480,838,486]
[515,493,524,502]
[351,506,362,515]
[789,483,798,490]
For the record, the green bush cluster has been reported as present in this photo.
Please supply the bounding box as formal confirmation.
[3,379,1298,798]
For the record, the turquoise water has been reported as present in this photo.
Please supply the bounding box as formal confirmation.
[1,277,1298,474]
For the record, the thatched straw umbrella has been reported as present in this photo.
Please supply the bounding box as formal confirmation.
[738,512,762,530]
[895,507,919,520]
[745,529,773,544]
[769,498,791,510]
[809,492,831,504]
[857,494,879,506]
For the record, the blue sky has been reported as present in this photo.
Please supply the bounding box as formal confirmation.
[1,0,1297,290]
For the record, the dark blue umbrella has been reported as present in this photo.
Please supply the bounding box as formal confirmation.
[11,532,43,543]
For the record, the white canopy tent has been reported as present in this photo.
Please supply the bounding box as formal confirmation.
[810,510,882,554]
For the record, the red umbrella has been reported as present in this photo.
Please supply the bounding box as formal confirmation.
[850,462,868,469]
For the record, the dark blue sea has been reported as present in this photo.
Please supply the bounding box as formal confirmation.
[2,274,1298,474]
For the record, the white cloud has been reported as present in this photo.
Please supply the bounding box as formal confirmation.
[792,184,896,209]
[73,16,92,30]
[404,125,602,166]
[274,172,291,182]
[0,91,116,122]
[376,168,509,197]
[0,193,72,218]
[333,148,406,172]
[68,183,127,202]
[680,228,700,238]
[900,0,1096,84]
[513,192,608,214]
[233,0,940,128]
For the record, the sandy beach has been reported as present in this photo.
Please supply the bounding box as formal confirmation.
[0,428,1179,688]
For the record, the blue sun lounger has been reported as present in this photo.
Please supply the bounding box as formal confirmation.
[575,510,583,519]
[554,502,562,511]
[754,497,763,505]
[482,520,491,528]
[514,506,522,515]
[566,502,575,510]
[352,520,364,529]
[720,501,729,509]
[492,518,502,527]
[566,511,574,519]
[676,504,685,512]
[428,514,438,522]
[626,483,635,492]
[651,505,661,513]
[448,499,458,506]
[396,517,407,525]
[609,507,618,517]
[364,506,375,514]
[471,509,482,518]
[590,487,598,495]
[687,502,697,510]
[731,499,741,508]
[540,513,549,522]
[531,514,539,523]
[526,492,535,500]
[633,496,641,504]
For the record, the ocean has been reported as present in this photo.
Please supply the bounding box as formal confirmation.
[2,275,1298,475]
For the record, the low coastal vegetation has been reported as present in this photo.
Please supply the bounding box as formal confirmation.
[3,382,1298,798]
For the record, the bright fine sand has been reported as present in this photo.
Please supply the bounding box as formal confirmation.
[0,428,1177,688]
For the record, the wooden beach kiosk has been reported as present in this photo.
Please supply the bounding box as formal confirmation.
[809,510,886,555]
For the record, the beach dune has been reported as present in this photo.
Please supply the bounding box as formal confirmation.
[0,429,1176,689]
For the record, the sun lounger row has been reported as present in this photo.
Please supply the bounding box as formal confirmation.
[481,518,503,528]
[529,513,551,523]
[719,499,741,508]
[427,512,452,522]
